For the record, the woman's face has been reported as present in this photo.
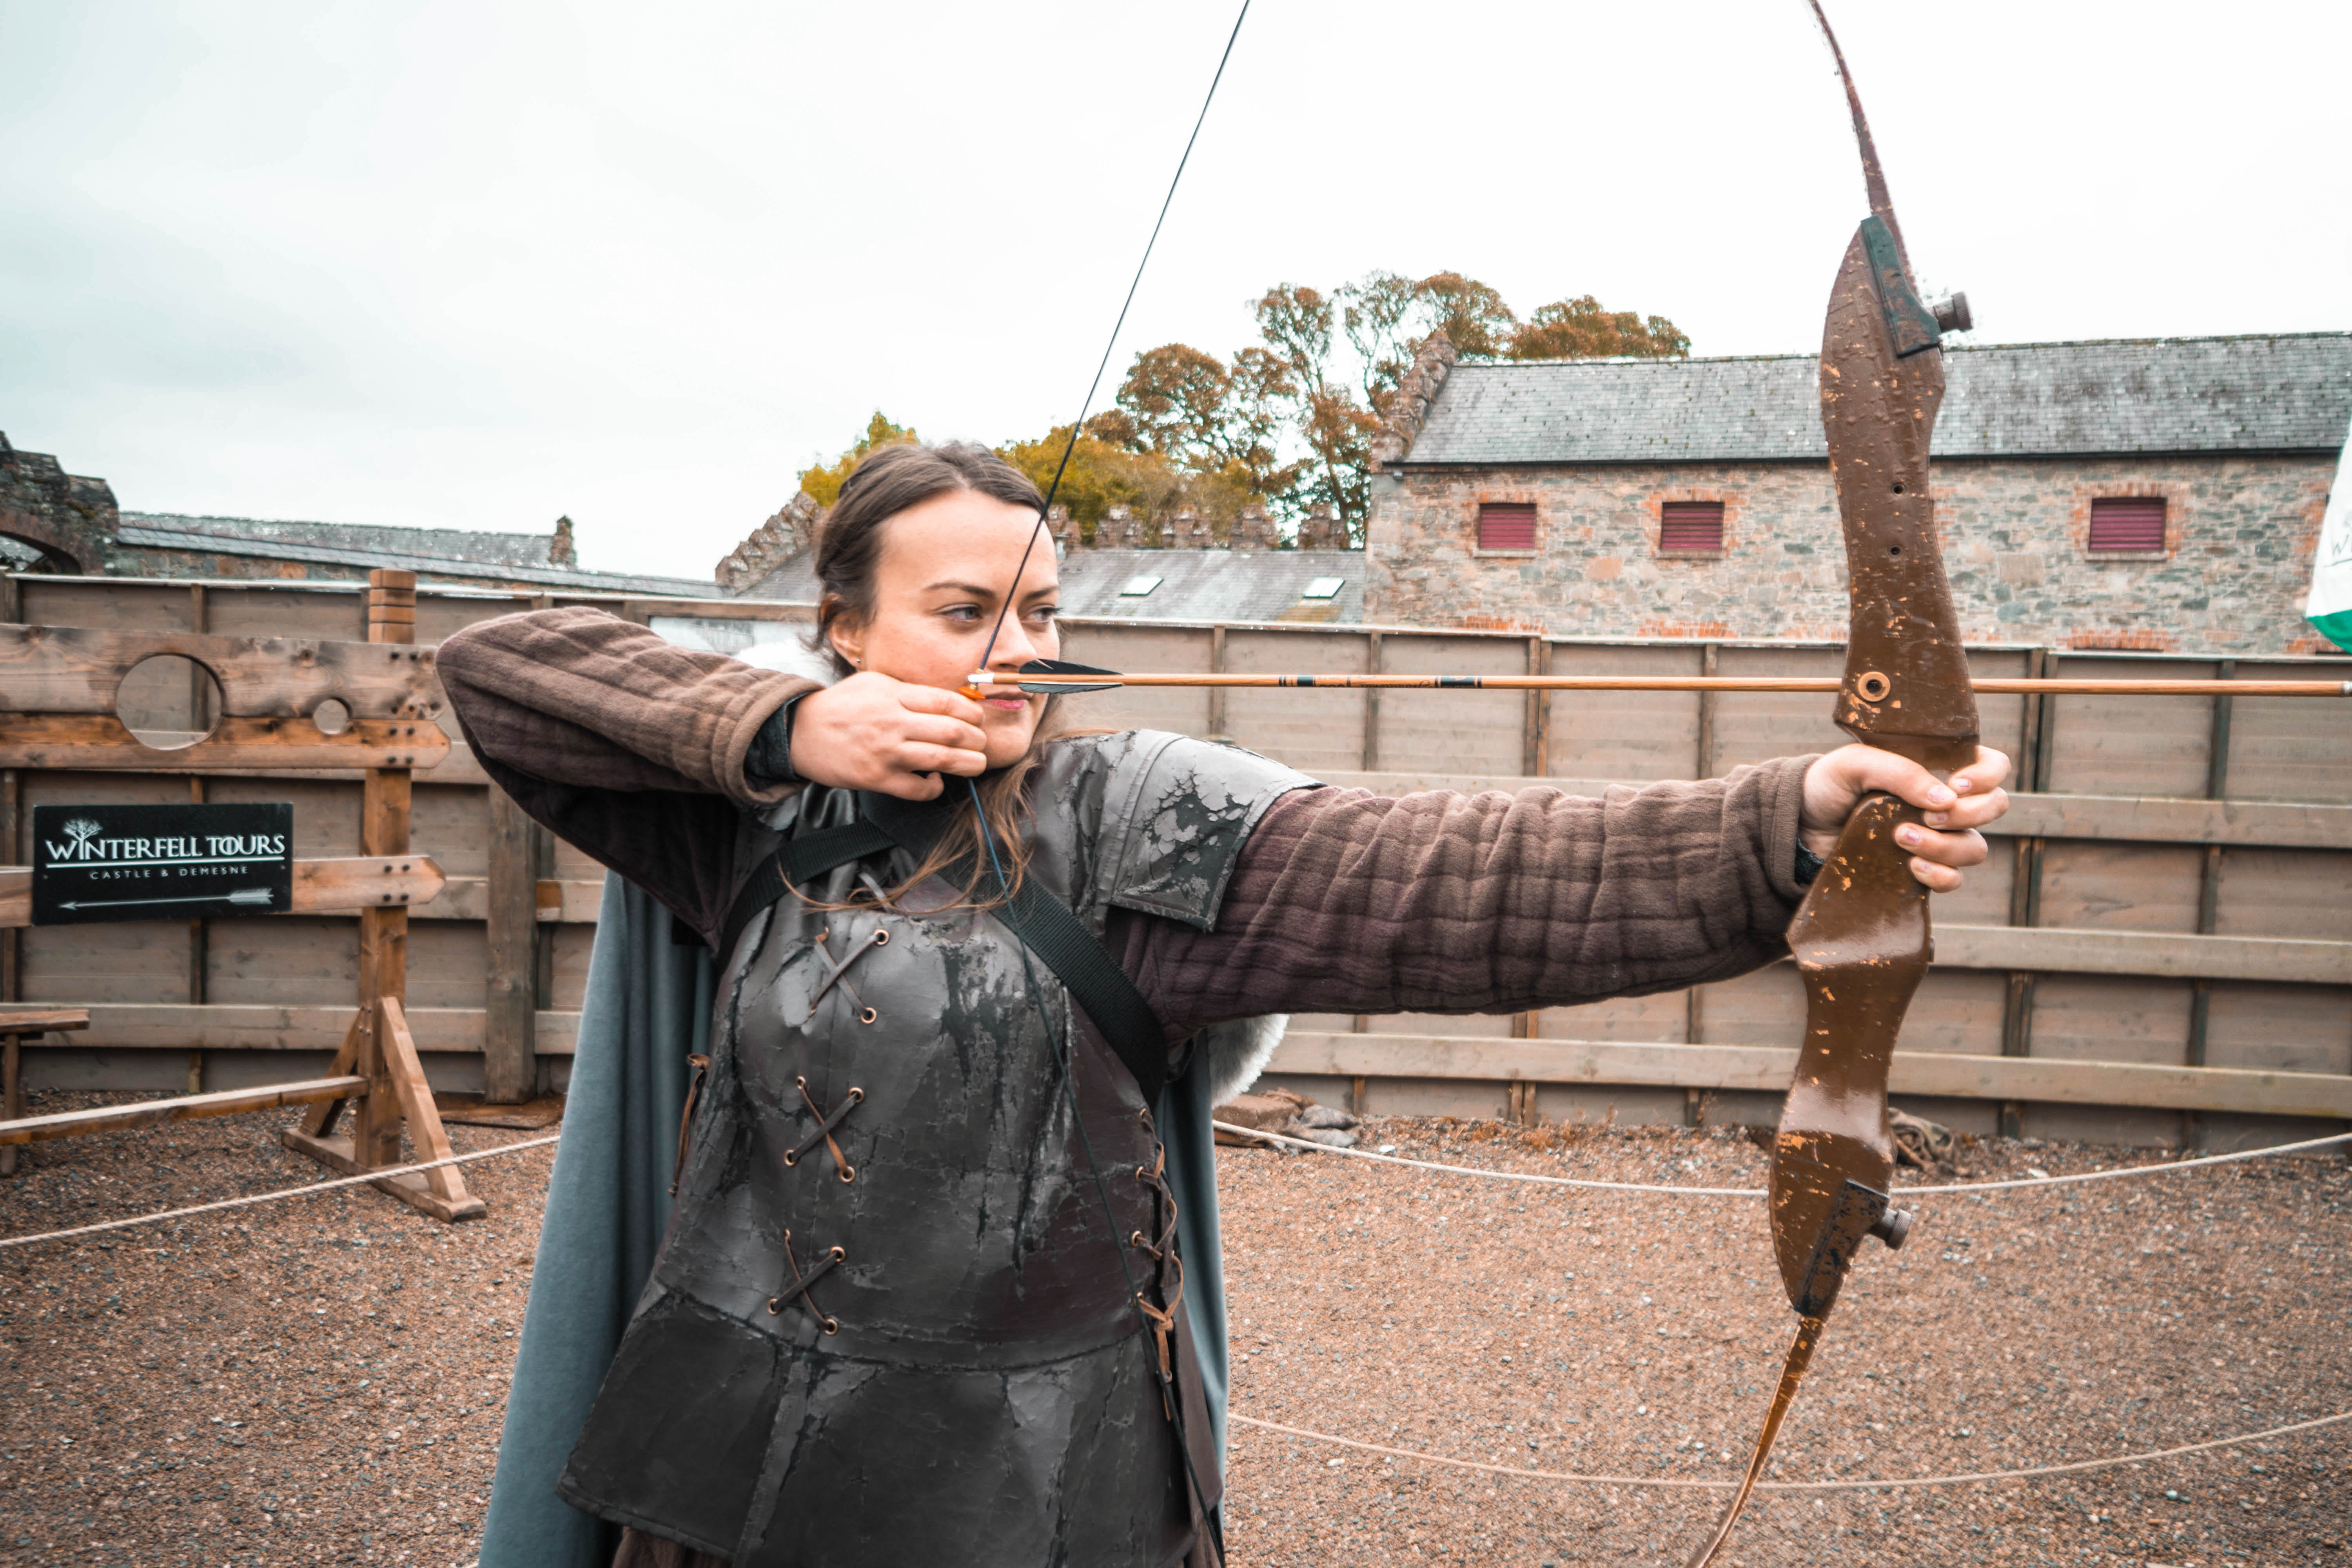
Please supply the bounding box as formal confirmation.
[826,487,1060,769]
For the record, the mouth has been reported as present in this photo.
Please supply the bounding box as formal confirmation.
[983,694,1031,714]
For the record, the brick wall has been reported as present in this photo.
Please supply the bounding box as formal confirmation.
[1364,452,2340,655]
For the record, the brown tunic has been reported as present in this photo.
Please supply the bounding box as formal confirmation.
[437,606,1815,1038]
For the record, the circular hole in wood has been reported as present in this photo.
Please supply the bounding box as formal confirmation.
[313,697,353,736]
[117,654,224,751]
[1854,670,1893,703]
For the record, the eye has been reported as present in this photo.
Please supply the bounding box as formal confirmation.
[940,604,983,623]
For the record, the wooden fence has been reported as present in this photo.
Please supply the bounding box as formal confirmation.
[6,572,2347,1152]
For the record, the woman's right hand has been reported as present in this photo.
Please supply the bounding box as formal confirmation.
[786,674,990,799]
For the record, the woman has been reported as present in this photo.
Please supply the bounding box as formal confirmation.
[440,441,2008,1568]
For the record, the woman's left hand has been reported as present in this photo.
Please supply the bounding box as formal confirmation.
[1799,744,2013,893]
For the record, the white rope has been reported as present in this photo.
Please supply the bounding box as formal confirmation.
[0,1134,562,1250]
[1214,1121,2352,1198]
[1231,1406,2352,1494]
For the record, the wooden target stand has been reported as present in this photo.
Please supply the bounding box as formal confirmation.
[0,570,485,1222]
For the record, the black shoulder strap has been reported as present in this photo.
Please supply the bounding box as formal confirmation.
[713,791,1169,1103]
[711,818,895,963]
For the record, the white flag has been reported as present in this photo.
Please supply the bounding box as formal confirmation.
[2311,436,2352,653]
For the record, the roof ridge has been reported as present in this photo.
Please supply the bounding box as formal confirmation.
[1461,330,2352,370]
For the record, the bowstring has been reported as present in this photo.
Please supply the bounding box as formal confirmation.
[973,0,1252,675]
[957,12,1251,1559]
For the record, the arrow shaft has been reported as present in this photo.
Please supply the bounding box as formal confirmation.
[982,673,2350,697]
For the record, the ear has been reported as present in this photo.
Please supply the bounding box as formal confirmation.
[826,616,865,671]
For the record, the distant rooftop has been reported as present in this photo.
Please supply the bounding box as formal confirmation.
[119,512,722,597]
[737,544,1363,624]
[1397,334,2352,466]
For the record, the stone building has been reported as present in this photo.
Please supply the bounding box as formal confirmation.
[1365,333,2352,655]
[0,431,718,597]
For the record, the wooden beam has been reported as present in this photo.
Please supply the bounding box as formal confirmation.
[0,857,445,927]
[0,713,448,772]
[0,1008,91,1032]
[11,1002,583,1054]
[1935,924,2352,985]
[0,1075,368,1145]
[0,623,441,717]
[375,997,483,1213]
[1308,771,2352,851]
[1265,1031,2352,1120]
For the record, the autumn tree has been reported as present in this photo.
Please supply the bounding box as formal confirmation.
[995,421,1254,545]
[1114,343,1299,500]
[797,411,918,506]
[1506,296,1691,360]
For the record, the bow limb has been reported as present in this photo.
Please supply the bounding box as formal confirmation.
[1687,7,1978,1562]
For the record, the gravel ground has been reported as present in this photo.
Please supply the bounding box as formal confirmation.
[2,1099,2346,1568]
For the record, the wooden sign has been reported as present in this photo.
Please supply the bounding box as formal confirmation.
[31,802,294,925]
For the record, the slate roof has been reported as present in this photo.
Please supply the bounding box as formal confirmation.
[118,512,722,597]
[743,546,1364,624]
[1397,334,2352,466]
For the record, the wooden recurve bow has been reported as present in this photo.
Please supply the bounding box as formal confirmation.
[1684,6,1979,1563]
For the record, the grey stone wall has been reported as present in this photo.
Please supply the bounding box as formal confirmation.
[1364,452,2340,655]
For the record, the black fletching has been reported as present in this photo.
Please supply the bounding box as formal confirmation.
[1016,658,1123,694]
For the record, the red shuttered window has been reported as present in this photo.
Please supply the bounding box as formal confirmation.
[2088,496,2167,552]
[1477,503,1537,550]
[1658,500,1726,552]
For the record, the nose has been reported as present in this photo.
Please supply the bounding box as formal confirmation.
[987,608,1048,671]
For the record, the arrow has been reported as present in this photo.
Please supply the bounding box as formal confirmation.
[58,888,275,912]
[973,665,2352,698]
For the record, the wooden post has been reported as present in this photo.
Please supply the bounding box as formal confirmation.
[354,570,414,1167]
[1205,624,1229,742]
[1694,643,1720,778]
[2183,660,2236,1146]
[2000,649,2051,1125]
[186,584,209,1097]
[282,569,483,1220]
[484,783,538,1103]
[1522,636,1549,776]
[1,768,16,1178]
[1359,630,1383,771]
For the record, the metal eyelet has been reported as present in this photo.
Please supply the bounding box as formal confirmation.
[826,1247,846,1262]
[846,1087,865,1103]
[764,1297,783,1316]
[1130,1230,1148,1248]
[781,1149,799,1168]
[837,1163,856,1185]
[858,1007,878,1025]
[872,929,890,947]
[820,1316,840,1336]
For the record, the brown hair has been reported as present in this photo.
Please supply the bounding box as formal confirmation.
[810,441,1060,908]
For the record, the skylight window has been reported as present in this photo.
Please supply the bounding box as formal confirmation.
[1119,575,1163,597]
[1301,577,1345,600]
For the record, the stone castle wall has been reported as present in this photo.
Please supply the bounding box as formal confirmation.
[1364,452,2339,655]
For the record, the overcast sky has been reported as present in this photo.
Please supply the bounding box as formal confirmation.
[2,0,2345,582]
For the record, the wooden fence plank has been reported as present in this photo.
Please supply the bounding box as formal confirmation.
[0,714,448,772]
[17,1002,583,1054]
[0,857,444,927]
[1265,1031,2352,1119]
[1310,771,2352,851]
[0,624,441,717]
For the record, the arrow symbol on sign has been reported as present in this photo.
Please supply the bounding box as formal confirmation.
[58,888,275,912]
